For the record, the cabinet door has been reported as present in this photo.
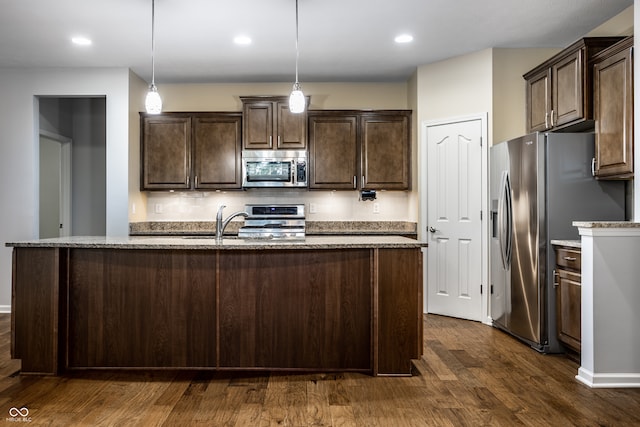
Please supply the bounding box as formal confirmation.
[556,269,581,353]
[67,249,217,368]
[193,114,242,189]
[243,101,273,149]
[276,101,307,149]
[361,113,410,190]
[12,248,62,374]
[526,68,552,132]
[308,114,358,189]
[594,44,634,179]
[218,249,371,370]
[553,49,584,127]
[141,115,191,190]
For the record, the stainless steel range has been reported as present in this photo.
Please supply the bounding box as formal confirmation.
[238,204,305,239]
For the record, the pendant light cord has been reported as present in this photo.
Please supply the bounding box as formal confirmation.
[151,0,156,86]
[294,0,299,85]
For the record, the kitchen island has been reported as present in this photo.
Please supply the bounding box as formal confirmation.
[7,235,425,376]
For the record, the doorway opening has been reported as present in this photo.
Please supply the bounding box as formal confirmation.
[38,97,107,237]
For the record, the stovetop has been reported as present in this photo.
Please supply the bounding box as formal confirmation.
[238,204,305,240]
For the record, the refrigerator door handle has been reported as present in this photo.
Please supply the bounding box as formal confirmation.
[504,172,513,266]
[498,171,513,269]
[498,171,507,269]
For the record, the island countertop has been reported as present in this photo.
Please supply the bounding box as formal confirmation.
[6,235,427,250]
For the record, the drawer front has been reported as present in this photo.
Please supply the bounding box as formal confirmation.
[557,268,581,283]
[555,247,581,270]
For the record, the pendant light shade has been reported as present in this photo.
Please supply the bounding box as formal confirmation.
[145,83,162,114]
[289,82,305,113]
[289,0,305,114]
[145,0,162,114]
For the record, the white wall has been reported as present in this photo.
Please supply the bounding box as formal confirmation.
[415,49,493,141]
[129,71,150,222]
[0,67,131,311]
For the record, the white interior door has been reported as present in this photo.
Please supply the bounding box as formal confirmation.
[39,132,72,238]
[425,118,483,321]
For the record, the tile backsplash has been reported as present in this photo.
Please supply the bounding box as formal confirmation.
[144,189,416,222]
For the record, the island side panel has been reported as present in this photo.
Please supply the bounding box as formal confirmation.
[67,249,217,368]
[218,249,371,371]
[12,247,62,374]
[376,248,423,375]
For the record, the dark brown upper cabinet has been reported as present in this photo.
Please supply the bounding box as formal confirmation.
[241,96,308,150]
[308,112,359,189]
[592,36,634,180]
[308,110,411,191]
[140,112,242,191]
[524,37,624,133]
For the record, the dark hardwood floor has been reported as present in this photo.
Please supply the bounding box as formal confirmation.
[1,313,639,426]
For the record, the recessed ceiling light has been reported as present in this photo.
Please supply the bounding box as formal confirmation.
[234,36,252,45]
[71,36,92,46]
[394,34,413,44]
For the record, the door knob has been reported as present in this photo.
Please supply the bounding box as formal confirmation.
[429,227,437,233]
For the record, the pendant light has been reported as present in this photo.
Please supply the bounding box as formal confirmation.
[289,0,305,114]
[145,0,162,114]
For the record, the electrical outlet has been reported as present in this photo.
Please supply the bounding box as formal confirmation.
[373,203,380,214]
[154,203,163,214]
[309,203,317,214]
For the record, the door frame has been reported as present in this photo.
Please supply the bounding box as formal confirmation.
[419,113,491,325]
[39,129,72,238]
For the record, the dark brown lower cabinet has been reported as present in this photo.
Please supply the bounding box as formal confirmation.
[67,249,217,368]
[553,245,582,354]
[11,248,64,374]
[11,246,422,376]
[219,249,371,371]
[377,248,423,374]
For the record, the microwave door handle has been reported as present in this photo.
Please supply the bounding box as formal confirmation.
[292,160,296,185]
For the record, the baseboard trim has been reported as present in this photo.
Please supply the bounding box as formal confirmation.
[0,305,11,314]
[577,367,640,388]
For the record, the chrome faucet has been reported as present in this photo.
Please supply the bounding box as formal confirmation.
[215,205,249,242]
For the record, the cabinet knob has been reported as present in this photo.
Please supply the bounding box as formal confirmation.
[429,227,437,233]
[563,256,577,262]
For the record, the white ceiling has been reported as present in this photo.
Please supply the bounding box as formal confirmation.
[0,0,633,84]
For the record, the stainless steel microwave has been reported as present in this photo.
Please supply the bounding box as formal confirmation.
[241,150,307,188]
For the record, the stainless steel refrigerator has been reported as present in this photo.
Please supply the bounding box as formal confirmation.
[490,132,625,353]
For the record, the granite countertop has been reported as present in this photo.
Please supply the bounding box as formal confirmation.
[573,221,640,228]
[6,235,426,250]
[551,239,581,249]
[129,221,417,236]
